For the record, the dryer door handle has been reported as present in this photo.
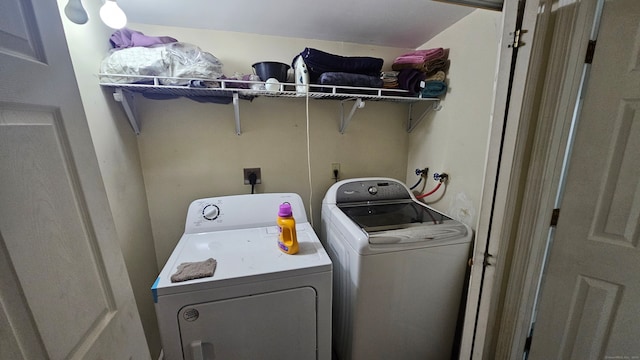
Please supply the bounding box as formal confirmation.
[190,340,214,360]
[190,340,204,360]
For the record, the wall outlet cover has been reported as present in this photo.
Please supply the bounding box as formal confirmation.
[243,168,262,185]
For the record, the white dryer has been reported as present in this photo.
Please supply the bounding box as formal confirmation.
[153,193,332,360]
[321,178,472,360]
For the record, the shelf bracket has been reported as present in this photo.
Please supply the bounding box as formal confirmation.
[113,88,140,135]
[232,92,241,135]
[339,98,365,134]
[407,100,441,133]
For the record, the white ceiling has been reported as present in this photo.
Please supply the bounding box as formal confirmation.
[118,0,477,49]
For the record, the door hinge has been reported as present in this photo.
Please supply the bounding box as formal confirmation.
[483,252,494,267]
[585,40,597,64]
[524,334,533,354]
[550,208,560,227]
[508,29,527,48]
[524,324,535,356]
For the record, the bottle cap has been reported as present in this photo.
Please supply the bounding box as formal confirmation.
[278,202,292,217]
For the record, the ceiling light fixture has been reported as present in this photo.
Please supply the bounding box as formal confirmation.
[99,0,127,29]
[64,0,89,24]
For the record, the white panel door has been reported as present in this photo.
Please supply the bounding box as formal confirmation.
[0,0,150,359]
[529,0,640,358]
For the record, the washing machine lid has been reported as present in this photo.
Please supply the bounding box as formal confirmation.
[338,199,450,232]
[336,199,470,247]
[152,222,332,300]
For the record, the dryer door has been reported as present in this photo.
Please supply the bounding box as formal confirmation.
[178,287,317,360]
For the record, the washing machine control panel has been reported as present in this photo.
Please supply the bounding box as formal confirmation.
[337,179,411,203]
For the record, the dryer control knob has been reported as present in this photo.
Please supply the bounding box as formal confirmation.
[368,186,378,195]
[202,204,220,220]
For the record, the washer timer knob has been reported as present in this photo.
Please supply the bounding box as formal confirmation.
[202,204,220,220]
[368,186,378,195]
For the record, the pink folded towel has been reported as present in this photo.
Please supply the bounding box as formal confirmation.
[392,58,450,74]
[393,48,446,65]
[393,55,430,65]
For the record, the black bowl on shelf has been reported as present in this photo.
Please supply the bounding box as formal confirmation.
[252,61,290,82]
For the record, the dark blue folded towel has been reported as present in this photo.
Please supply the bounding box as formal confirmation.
[318,72,383,88]
[294,48,383,82]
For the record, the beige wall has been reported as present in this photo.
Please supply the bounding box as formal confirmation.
[56,2,161,357]
[405,10,502,229]
[54,7,499,355]
[129,24,414,266]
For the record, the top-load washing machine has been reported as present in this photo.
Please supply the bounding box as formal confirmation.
[321,178,472,360]
[153,193,332,360]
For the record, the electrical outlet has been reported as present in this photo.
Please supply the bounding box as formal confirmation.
[243,168,261,185]
[331,163,340,180]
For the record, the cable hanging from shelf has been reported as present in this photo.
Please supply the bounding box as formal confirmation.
[339,98,365,134]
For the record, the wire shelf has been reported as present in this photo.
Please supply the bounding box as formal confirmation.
[98,74,441,135]
[98,74,438,103]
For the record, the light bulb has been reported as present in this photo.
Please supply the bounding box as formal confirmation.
[64,0,88,24]
[99,0,127,29]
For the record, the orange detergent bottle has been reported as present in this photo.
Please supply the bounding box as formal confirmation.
[277,202,299,254]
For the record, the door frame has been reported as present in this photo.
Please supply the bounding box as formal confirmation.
[461,0,601,358]
[458,0,543,357]
[479,0,600,358]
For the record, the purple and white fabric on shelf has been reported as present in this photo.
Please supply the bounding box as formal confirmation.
[100,42,223,86]
[110,28,178,49]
